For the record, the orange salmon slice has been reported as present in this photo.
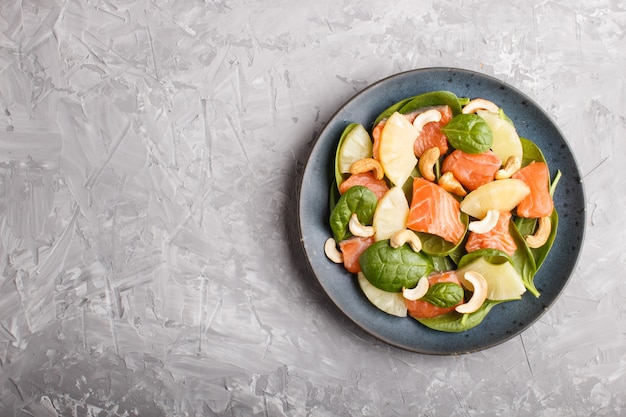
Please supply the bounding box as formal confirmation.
[441,150,502,191]
[512,161,554,218]
[407,177,465,245]
[339,236,375,273]
[339,172,389,200]
[371,120,385,160]
[465,210,517,256]
[413,105,453,157]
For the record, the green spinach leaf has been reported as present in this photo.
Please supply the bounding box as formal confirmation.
[372,97,415,127]
[359,240,433,292]
[329,186,377,242]
[446,243,468,267]
[421,282,464,308]
[398,90,463,116]
[329,179,341,214]
[520,137,547,166]
[441,114,493,154]
[401,167,420,203]
[430,255,456,272]
[514,208,559,278]
[456,248,512,270]
[509,220,540,297]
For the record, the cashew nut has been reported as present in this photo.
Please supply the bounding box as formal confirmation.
[455,271,488,314]
[525,216,551,248]
[390,229,422,253]
[495,155,522,180]
[412,109,442,133]
[468,209,500,233]
[438,172,467,197]
[348,213,375,238]
[462,98,500,114]
[350,158,384,180]
[324,238,344,263]
[418,147,440,182]
[402,276,429,301]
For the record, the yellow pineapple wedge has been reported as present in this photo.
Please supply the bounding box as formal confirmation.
[378,112,418,187]
[460,178,530,219]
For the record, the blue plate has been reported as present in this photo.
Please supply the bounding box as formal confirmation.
[298,68,585,354]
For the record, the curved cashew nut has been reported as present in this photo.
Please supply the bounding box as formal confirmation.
[350,157,384,180]
[495,155,522,180]
[462,98,499,114]
[413,109,442,133]
[455,271,488,314]
[468,209,500,233]
[348,213,375,238]
[390,229,422,253]
[418,147,440,182]
[324,238,344,264]
[525,216,551,248]
[438,172,467,197]
[402,276,429,301]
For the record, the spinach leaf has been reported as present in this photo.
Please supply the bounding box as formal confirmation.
[329,179,341,214]
[513,216,536,240]
[446,243,468,267]
[441,114,493,154]
[416,300,504,333]
[550,170,562,196]
[514,208,559,278]
[402,167,420,203]
[509,220,540,297]
[456,248,512,270]
[420,282,464,308]
[430,255,456,272]
[359,240,433,292]
[536,208,559,268]
[372,97,415,127]
[329,186,377,242]
[398,91,463,116]
[418,233,456,255]
[520,137,547,166]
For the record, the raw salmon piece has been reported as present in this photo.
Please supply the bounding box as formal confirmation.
[512,161,554,218]
[413,105,453,157]
[407,177,466,245]
[338,172,389,200]
[339,236,375,273]
[465,211,517,257]
[405,270,464,319]
[441,150,502,191]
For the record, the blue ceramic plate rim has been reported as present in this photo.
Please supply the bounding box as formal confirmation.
[298,67,586,355]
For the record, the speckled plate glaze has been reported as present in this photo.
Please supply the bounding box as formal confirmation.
[298,68,585,355]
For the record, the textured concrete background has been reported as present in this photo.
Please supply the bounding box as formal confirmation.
[0,0,624,416]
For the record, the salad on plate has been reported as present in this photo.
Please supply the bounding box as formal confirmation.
[324,90,561,333]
